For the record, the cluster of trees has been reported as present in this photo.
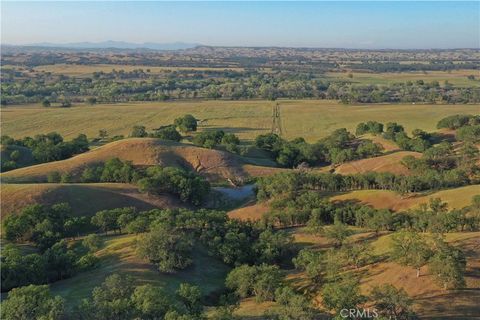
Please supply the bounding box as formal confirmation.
[3,59,478,105]
[404,197,480,233]
[50,158,211,205]
[225,227,417,319]
[402,141,479,182]
[255,129,383,168]
[1,132,89,172]
[328,81,480,104]
[0,145,26,172]
[437,114,480,143]
[262,187,480,233]
[257,168,475,200]
[391,231,466,289]
[437,114,480,130]
[130,126,180,141]
[1,238,99,292]
[130,208,294,271]
[262,191,393,230]
[129,114,198,142]
[3,203,90,250]
[137,166,210,206]
[77,274,205,320]
[193,130,241,153]
[350,61,479,72]
[1,274,206,320]
[356,120,433,152]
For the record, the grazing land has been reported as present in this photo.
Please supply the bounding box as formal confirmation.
[50,234,230,307]
[1,46,479,320]
[2,101,479,141]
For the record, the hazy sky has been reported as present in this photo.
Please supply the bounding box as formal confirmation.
[2,1,479,49]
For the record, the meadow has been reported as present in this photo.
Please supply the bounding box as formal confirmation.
[29,63,245,77]
[50,234,229,307]
[326,69,480,87]
[2,100,479,142]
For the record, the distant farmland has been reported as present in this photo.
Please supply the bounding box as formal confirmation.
[2,100,479,142]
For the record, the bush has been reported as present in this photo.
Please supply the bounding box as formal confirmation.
[47,171,62,183]
[152,125,182,141]
[136,223,193,273]
[76,253,100,271]
[83,234,103,252]
[174,114,197,132]
[193,130,225,148]
[130,125,148,138]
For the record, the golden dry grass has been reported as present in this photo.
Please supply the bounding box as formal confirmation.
[228,201,271,221]
[363,232,480,319]
[0,138,247,184]
[0,183,183,219]
[2,100,479,142]
[227,185,480,222]
[360,134,400,152]
[334,151,421,175]
[31,63,244,76]
[331,185,480,211]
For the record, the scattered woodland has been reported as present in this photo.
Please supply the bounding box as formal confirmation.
[1,47,479,320]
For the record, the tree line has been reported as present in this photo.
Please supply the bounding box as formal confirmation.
[2,65,479,105]
[1,132,89,172]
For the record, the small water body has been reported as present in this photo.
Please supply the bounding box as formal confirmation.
[213,184,255,200]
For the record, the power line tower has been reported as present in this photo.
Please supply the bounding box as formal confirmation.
[271,102,283,136]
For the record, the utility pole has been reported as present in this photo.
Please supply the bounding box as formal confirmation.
[271,102,283,136]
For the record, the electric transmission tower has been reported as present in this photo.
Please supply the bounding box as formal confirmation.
[271,102,283,136]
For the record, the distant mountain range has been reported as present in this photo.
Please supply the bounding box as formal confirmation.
[5,41,201,51]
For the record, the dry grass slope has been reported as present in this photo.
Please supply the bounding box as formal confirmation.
[0,138,247,184]
[1,183,183,219]
[334,151,421,175]
[331,185,480,211]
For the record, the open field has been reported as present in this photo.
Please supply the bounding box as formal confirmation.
[2,100,479,142]
[0,183,183,220]
[24,65,479,87]
[28,63,245,76]
[50,234,230,307]
[326,69,480,87]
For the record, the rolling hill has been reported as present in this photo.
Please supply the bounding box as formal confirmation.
[334,151,421,175]
[330,185,480,211]
[50,234,229,307]
[228,185,480,222]
[0,138,248,184]
[1,183,183,219]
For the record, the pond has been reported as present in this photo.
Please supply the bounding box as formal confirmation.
[213,184,255,200]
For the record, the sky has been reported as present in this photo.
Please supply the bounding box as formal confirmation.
[1,1,479,49]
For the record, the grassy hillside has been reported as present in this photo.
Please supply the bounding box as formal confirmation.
[0,138,247,184]
[50,234,230,307]
[228,185,480,222]
[234,228,480,319]
[334,150,421,175]
[2,100,479,142]
[331,185,480,211]
[1,183,183,219]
